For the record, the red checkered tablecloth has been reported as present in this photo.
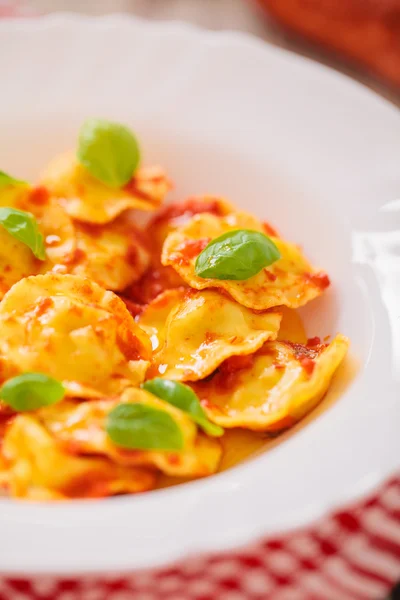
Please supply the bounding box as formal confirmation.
[0,477,399,599]
[0,3,399,598]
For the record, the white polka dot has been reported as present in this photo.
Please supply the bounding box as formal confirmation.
[157,576,182,593]
[31,578,59,595]
[208,560,240,579]
[266,550,298,574]
[242,570,274,594]
[124,573,154,590]
[316,519,340,539]
[80,577,102,590]
[80,586,105,600]
[287,535,319,559]
[187,579,215,596]
[179,558,207,576]
[275,589,305,600]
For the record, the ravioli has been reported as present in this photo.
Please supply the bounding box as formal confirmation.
[0,274,152,397]
[0,415,156,499]
[39,388,222,478]
[194,335,349,430]
[139,288,282,381]
[0,127,350,502]
[0,185,77,297]
[138,288,187,352]
[40,152,171,224]
[126,198,234,305]
[162,212,330,310]
[128,197,235,304]
[68,215,151,291]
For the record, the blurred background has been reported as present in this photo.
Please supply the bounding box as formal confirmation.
[21,0,400,106]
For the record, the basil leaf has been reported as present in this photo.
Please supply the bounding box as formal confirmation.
[106,403,184,451]
[0,207,46,260]
[77,118,141,188]
[195,229,281,281]
[0,373,65,412]
[0,170,27,189]
[142,378,224,437]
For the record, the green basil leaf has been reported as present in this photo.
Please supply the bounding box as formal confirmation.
[0,207,46,260]
[195,229,281,281]
[0,373,65,412]
[106,403,184,451]
[0,170,27,189]
[77,118,141,188]
[142,378,224,437]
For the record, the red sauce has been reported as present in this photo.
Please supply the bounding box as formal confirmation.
[68,304,84,319]
[29,185,49,206]
[77,222,103,239]
[285,339,328,361]
[3,265,11,273]
[174,238,211,262]
[285,341,318,360]
[63,247,86,266]
[150,198,224,227]
[114,448,144,461]
[80,283,94,296]
[76,183,86,196]
[63,473,115,499]
[167,454,181,466]
[34,297,53,317]
[307,336,322,347]
[118,329,142,361]
[263,221,279,237]
[125,244,139,267]
[299,357,316,376]
[127,266,185,305]
[264,269,277,282]
[219,354,255,375]
[306,272,331,290]
[204,331,217,345]
[63,440,86,456]
[0,413,15,443]
[149,287,185,309]
[124,180,157,204]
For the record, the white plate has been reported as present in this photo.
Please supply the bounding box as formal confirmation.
[0,14,399,575]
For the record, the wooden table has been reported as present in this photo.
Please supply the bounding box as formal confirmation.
[28,0,400,107]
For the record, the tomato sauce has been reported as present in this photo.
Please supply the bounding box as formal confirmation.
[263,221,279,237]
[306,272,331,290]
[124,179,159,204]
[29,185,49,206]
[33,297,54,318]
[172,238,211,266]
[150,198,225,227]
[299,356,316,376]
[127,265,185,305]
[63,247,86,266]
[76,222,103,239]
[125,244,139,267]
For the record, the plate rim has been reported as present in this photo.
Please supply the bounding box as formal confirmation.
[0,13,399,574]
